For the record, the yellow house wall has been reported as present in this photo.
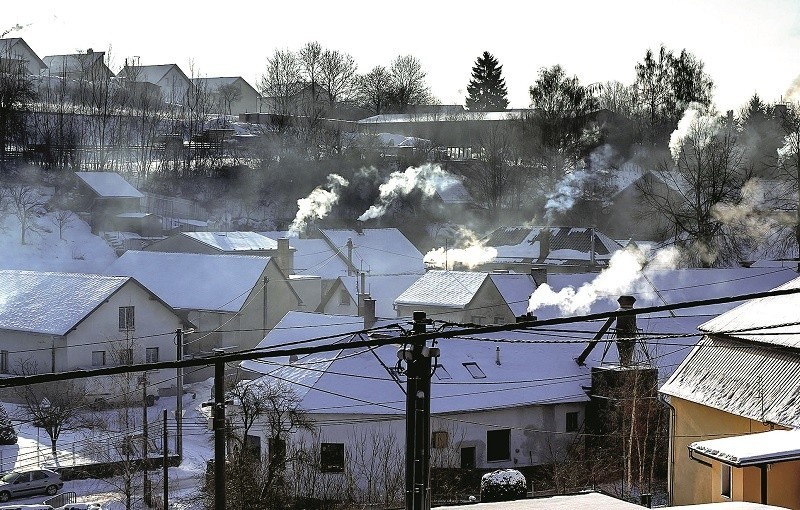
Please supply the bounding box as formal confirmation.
[670,396,775,506]
[670,397,800,508]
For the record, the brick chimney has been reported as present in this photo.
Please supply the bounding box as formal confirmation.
[347,237,354,276]
[616,295,637,366]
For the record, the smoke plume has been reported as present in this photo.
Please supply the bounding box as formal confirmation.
[711,177,795,244]
[527,245,681,315]
[544,169,590,220]
[424,228,498,270]
[669,103,720,163]
[786,75,800,102]
[288,174,349,236]
[357,163,458,221]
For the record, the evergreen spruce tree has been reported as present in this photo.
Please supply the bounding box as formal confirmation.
[0,405,17,445]
[465,51,509,111]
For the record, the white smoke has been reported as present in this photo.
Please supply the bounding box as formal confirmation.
[778,132,800,166]
[544,169,590,218]
[527,245,681,315]
[785,75,800,102]
[424,228,498,270]
[669,103,720,163]
[712,177,796,243]
[357,164,458,221]
[287,174,349,236]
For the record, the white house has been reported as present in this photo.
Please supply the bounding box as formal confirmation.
[0,270,185,403]
[116,63,193,105]
[106,251,301,381]
[394,270,535,323]
[0,38,46,76]
[192,76,261,114]
[237,310,597,496]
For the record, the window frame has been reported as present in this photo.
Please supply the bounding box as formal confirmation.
[721,463,732,498]
[566,411,580,432]
[432,430,449,449]
[339,289,350,306]
[0,350,8,374]
[92,350,107,367]
[119,306,135,331]
[145,347,159,363]
[320,442,345,473]
[486,428,511,462]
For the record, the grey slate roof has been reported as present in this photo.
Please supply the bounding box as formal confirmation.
[394,270,487,308]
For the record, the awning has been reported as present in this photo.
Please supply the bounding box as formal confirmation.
[689,429,800,467]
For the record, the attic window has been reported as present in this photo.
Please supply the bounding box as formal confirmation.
[434,364,451,380]
[339,289,350,306]
[463,362,486,379]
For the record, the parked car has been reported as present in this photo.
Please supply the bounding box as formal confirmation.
[0,505,54,510]
[0,469,63,502]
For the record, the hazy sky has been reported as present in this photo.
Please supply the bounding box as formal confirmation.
[5,0,800,112]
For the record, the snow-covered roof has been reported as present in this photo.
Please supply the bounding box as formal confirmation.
[358,110,528,124]
[338,274,421,318]
[181,231,278,252]
[434,177,474,204]
[484,226,622,264]
[285,238,349,278]
[75,172,143,198]
[395,270,488,309]
[661,335,800,427]
[490,273,535,316]
[42,52,110,76]
[690,429,800,467]
[117,64,188,86]
[241,311,593,415]
[698,275,800,348]
[318,228,425,276]
[192,76,259,95]
[106,251,270,313]
[0,270,129,335]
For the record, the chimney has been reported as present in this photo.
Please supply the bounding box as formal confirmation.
[347,237,354,276]
[495,346,501,366]
[363,298,376,328]
[530,265,547,286]
[357,272,367,315]
[590,226,596,266]
[276,237,293,274]
[616,295,637,366]
[537,228,550,263]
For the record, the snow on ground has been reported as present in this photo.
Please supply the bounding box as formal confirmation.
[0,380,214,509]
[0,209,117,274]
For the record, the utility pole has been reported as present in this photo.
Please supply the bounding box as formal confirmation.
[140,372,151,507]
[175,329,184,463]
[163,408,168,510]
[212,351,226,510]
[402,311,436,510]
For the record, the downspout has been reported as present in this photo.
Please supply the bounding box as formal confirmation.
[659,394,676,506]
[263,276,269,335]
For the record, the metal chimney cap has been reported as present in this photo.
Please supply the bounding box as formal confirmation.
[618,295,636,309]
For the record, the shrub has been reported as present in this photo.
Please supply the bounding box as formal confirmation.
[480,468,527,502]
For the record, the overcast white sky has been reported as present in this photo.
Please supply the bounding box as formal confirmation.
[5,0,800,112]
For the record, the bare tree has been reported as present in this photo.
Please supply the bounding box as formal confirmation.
[1,183,46,244]
[217,83,242,116]
[357,65,392,115]
[49,208,74,240]
[388,55,434,113]
[259,49,303,120]
[320,49,358,108]
[0,44,36,164]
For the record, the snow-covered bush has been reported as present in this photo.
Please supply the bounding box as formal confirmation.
[0,405,17,445]
[479,468,527,502]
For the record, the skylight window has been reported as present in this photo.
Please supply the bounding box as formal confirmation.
[434,364,452,380]
[463,362,486,379]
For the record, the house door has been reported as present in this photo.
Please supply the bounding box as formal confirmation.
[461,446,476,469]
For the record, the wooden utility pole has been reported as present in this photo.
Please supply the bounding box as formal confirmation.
[163,409,168,510]
[213,352,226,510]
[175,329,183,463]
[141,373,151,506]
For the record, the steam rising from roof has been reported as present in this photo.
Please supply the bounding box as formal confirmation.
[357,163,458,221]
[424,244,498,270]
[288,173,349,237]
[544,169,590,221]
[527,245,681,315]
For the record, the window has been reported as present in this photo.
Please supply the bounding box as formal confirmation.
[486,429,511,462]
[721,464,732,498]
[0,350,8,373]
[432,430,449,449]
[463,362,486,379]
[118,348,133,365]
[92,350,106,366]
[244,434,261,459]
[434,364,452,380]
[566,411,580,432]
[146,347,159,363]
[320,442,345,473]
[119,306,135,330]
[268,437,286,467]
[493,316,506,325]
[461,446,476,469]
[470,315,485,325]
[32,471,48,481]
[339,289,350,306]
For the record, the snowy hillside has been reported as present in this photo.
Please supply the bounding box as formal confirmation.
[0,208,117,274]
